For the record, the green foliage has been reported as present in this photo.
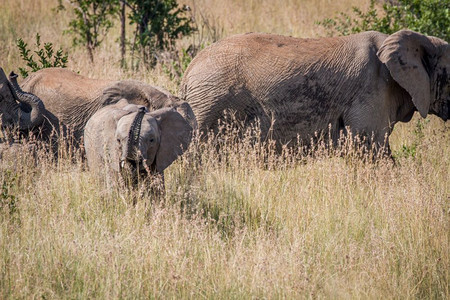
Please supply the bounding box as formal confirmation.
[394,118,430,159]
[57,0,119,62]
[16,33,69,78]
[161,46,196,85]
[317,0,450,40]
[0,170,18,217]
[126,0,196,67]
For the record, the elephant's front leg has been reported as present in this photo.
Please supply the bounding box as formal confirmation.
[342,114,394,160]
[156,173,165,195]
[144,171,165,200]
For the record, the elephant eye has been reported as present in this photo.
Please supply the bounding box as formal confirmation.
[149,138,155,143]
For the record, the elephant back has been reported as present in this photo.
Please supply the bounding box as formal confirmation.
[101,80,177,109]
[102,80,197,130]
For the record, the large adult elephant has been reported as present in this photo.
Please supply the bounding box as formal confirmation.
[180,30,449,153]
[1,67,196,144]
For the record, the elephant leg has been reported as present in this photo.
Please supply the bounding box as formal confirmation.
[146,172,165,201]
[189,83,273,142]
[341,110,393,159]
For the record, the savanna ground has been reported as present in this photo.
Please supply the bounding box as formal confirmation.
[0,0,449,298]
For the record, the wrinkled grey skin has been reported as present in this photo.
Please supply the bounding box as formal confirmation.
[0,67,196,145]
[0,68,51,134]
[84,99,192,185]
[0,69,59,160]
[180,30,449,154]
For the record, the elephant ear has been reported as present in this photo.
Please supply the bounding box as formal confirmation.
[149,107,192,173]
[377,30,438,118]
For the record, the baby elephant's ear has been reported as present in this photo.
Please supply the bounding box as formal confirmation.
[149,107,193,173]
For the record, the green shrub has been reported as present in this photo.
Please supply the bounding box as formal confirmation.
[16,33,69,78]
[126,0,196,68]
[393,118,430,160]
[161,46,198,85]
[317,0,450,40]
[57,0,119,63]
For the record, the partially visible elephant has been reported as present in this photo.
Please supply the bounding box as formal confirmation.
[180,29,449,154]
[0,68,53,135]
[84,99,192,185]
[0,67,196,145]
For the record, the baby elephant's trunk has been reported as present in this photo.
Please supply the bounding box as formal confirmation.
[126,107,147,163]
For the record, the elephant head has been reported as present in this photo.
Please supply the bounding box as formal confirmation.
[84,100,192,183]
[377,30,449,121]
[0,68,46,130]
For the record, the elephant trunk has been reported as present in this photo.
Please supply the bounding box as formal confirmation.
[8,72,46,130]
[126,107,147,162]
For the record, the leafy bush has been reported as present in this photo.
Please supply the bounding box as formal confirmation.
[16,33,69,78]
[56,0,195,68]
[57,0,119,63]
[317,0,450,40]
[161,48,190,83]
[394,118,430,159]
[125,0,196,67]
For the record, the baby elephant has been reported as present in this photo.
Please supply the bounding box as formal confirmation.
[84,99,192,186]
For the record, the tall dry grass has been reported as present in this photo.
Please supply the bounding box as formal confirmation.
[0,0,449,298]
[0,118,448,298]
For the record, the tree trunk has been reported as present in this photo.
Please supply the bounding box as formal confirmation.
[87,44,94,63]
[82,9,95,64]
[120,1,126,68]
